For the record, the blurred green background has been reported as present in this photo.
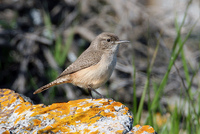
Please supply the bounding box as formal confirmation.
[0,0,200,133]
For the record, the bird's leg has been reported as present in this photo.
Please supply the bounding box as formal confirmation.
[88,88,105,99]
[92,89,104,98]
[88,88,94,99]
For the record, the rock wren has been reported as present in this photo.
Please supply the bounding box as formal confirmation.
[33,32,129,98]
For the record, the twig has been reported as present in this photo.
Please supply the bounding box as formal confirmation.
[174,63,199,122]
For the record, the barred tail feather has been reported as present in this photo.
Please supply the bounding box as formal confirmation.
[33,78,70,94]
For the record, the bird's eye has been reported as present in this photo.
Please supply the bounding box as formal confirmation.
[107,39,111,42]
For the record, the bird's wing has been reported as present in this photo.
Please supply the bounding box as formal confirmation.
[57,50,103,78]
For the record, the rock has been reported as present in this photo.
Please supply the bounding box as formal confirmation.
[131,125,156,134]
[0,89,156,134]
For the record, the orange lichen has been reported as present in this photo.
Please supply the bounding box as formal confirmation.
[51,99,126,132]
[33,119,41,126]
[102,101,110,105]
[1,99,10,107]
[112,102,123,107]
[14,116,23,124]
[90,130,100,134]
[125,107,129,111]
[0,89,21,109]
[135,124,141,128]
[105,105,116,112]
[0,121,6,123]
[1,89,142,133]
[10,97,17,104]
[134,125,155,134]
[43,126,52,130]
[39,125,72,133]
[4,90,11,95]
[142,125,155,133]
[15,102,31,112]
[2,130,10,134]
[101,111,115,118]
[116,130,123,133]
[14,116,25,124]
[83,128,90,133]
[32,98,129,133]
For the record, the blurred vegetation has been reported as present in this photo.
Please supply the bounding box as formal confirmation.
[0,0,200,133]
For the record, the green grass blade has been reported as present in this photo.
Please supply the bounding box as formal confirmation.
[54,30,74,67]
[170,105,180,134]
[151,17,198,111]
[135,72,149,124]
[174,18,190,84]
[43,11,53,40]
[135,35,160,124]
[59,30,74,66]
[54,35,62,65]
[132,55,137,123]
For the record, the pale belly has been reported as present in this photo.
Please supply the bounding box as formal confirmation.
[71,54,117,89]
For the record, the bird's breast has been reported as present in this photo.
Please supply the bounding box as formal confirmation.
[71,53,117,89]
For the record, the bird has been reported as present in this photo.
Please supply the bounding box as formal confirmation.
[33,32,129,98]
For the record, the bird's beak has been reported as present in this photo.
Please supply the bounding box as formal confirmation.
[115,40,130,44]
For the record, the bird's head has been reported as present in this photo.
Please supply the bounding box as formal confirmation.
[91,32,130,53]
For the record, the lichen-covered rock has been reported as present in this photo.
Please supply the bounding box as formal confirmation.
[131,125,156,134]
[0,89,156,134]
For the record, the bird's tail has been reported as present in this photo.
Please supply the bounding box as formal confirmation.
[33,77,70,94]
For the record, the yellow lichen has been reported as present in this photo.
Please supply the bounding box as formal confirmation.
[33,119,41,126]
[134,125,155,134]
[10,97,17,104]
[116,130,123,134]
[4,90,11,95]
[1,89,133,133]
[135,124,141,128]
[90,130,99,134]
[1,99,10,107]
[2,130,10,134]
[83,128,90,133]
[14,116,22,125]
[14,103,32,115]
[142,125,155,133]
